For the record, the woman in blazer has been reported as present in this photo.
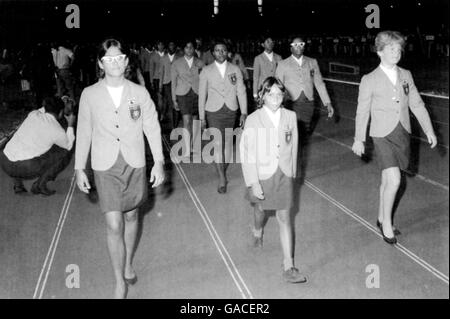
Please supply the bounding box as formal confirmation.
[75,39,165,298]
[352,31,437,244]
[171,40,204,156]
[240,77,307,284]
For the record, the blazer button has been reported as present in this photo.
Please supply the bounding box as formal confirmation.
[116,125,119,128]
[115,110,118,114]
[117,138,120,142]
[396,101,399,103]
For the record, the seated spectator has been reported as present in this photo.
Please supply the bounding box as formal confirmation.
[0,96,75,196]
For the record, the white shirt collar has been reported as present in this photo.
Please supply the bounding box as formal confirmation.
[264,51,274,62]
[168,53,175,62]
[291,54,303,66]
[379,63,398,85]
[157,51,165,57]
[263,106,281,128]
[185,55,193,65]
[215,60,227,78]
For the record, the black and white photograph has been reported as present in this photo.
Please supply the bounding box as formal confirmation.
[0,0,448,304]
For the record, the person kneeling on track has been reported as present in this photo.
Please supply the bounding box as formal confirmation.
[0,96,75,196]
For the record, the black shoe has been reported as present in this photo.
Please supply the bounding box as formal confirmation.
[377,220,401,236]
[124,275,138,286]
[31,182,56,196]
[13,184,28,194]
[87,187,98,203]
[217,181,227,194]
[379,224,397,245]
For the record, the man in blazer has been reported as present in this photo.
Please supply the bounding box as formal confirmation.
[252,36,282,101]
[275,37,334,137]
[198,41,247,192]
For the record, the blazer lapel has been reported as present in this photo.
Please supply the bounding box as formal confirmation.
[258,107,275,129]
[118,80,131,110]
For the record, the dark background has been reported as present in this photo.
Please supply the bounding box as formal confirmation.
[0,0,448,45]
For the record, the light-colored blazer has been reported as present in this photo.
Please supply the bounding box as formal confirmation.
[355,66,434,142]
[74,79,164,171]
[275,55,331,104]
[230,53,249,81]
[198,62,248,121]
[139,48,152,73]
[149,51,165,81]
[158,54,180,87]
[252,52,282,96]
[240,107,298,187]
[171,56,204,100]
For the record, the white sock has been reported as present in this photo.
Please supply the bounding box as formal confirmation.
[283,258,294,271]
[252,227,263,238]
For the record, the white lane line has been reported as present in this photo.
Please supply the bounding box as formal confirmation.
[304,180,449,285]
[33,173,76,299]
[162,137,254,299]
[323,77,449,100]
[245,67,449,100]
[336,113,449,149]
[312,131,449,192]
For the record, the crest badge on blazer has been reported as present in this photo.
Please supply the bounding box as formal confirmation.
[128,98,141,121]
[402,81,409,95]
[284,125,292,144]
[310,69,315,78]
[228,72,237,85]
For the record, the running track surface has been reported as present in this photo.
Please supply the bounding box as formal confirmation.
[0,81,448,299]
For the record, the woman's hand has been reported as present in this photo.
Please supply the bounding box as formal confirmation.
[352,140,365,157]
[76,169,91,193]
[426,131,437,148]
[239,114,247,127]
[251,182,264,200]
[173,99,180,111]
[150,161,165,188]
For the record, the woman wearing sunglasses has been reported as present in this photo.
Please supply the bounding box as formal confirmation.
[75,38,165,298]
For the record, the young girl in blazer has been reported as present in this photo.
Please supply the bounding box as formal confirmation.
[240,77,307,284]
[352,31,437,244]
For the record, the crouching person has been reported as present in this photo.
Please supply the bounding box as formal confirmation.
[0,96,75,195]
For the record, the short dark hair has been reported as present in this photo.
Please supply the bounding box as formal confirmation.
[43,96,65,115]
[97,38,129,62]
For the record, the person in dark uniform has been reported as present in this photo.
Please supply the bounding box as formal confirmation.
[352,31,437,244]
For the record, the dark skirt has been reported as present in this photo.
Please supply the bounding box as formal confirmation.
[206,104,237,158]
[177,89,199,116]
[94,152,147,213]
[372,123,410,171]
[245,167,294,211]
